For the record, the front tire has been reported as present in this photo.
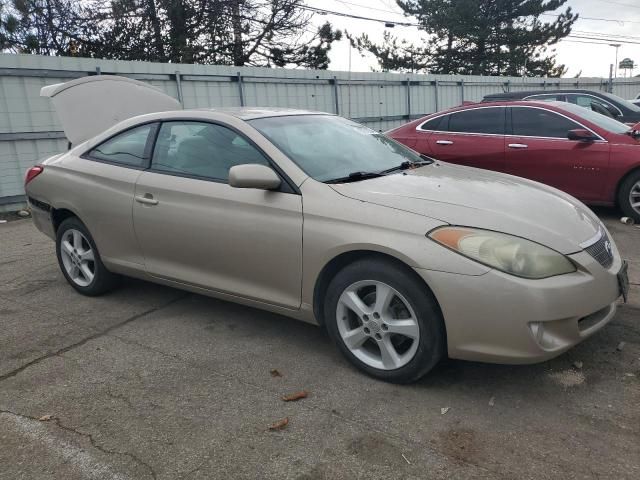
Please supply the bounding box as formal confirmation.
[324,258,446,383]
[618,170,640,223]
[56,217,119,296]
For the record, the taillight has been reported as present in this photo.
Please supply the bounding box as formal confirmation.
[25,166,44,186]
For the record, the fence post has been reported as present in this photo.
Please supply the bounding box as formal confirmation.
[237,72,245,106]
[460,80,465,103]
[434,80,439,112]
[95,66,101,75]
[406,78,411,119]
[332,76,340,115]
[506,80,511,92]
[175,71,184,106]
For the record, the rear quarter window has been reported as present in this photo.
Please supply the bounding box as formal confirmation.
[419,116,445,131]
[87,125,153,167]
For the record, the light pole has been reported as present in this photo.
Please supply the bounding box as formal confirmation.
[610,43,621,78]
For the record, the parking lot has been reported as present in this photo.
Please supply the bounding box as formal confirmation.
[0,209,638,480]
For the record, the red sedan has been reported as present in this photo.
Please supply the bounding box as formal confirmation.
[388,101,640,221]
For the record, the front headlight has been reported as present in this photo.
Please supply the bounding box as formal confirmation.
[428,227,576,279]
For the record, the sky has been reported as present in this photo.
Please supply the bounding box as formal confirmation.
[306,0,640,78]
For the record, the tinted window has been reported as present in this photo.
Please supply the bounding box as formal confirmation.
[151,122,270,181]
[511,107,580,138]
[447,108,504,134]
[595,91,640,112]
[88,125,152,167]
[568,94,617,118]
[556,103,629,134]
[419,116,445,131]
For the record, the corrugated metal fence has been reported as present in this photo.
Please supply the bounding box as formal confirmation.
[1,53,640,208]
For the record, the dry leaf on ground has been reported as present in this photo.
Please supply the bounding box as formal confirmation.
[282,390,308,402]
[38,414,53,422]
[270,369,282,377]
[268,417,289,430]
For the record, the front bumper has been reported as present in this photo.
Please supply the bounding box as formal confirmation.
[415,250,623,364]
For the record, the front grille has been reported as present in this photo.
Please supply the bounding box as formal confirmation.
[583,230,614,269]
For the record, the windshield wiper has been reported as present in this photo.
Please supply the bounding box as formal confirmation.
[380,157,433,174]
[325,171,386,184]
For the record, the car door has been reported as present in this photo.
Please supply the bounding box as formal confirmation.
[420,107,507,172]
[506,106,610,201]
[133,120,303,309]
[75,123,157,267]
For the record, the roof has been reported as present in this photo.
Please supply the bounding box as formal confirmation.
[200,107,333,120]
[483,89,607,100]
[423,99,570,114]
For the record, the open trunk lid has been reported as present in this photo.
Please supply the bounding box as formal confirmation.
[41,75,181,145]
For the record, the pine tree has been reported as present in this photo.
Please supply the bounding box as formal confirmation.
[350,0,577,77]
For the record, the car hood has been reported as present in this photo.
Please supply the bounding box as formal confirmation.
[330,162,602,254]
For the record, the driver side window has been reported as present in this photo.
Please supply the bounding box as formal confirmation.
[569,95,618,118]
[511,107,581,138]
[151,121,270,182]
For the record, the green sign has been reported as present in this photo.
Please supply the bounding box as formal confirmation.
[619,58,634,69]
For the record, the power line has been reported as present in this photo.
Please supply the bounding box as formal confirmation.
[300,4,419,27]
[573,30,640,40]
[567,34,640,45]
[541,12,640,25]
[306,2,640,28]
[330,0,406,17]
[561,39,614,45]
[595,0,640,9]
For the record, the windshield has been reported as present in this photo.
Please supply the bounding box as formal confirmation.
[249,115,425,182]
[596,91,640,113]
[557,102,631,134]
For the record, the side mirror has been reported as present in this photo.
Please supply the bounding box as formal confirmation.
[229,164,281,190]
[567,129,598,142]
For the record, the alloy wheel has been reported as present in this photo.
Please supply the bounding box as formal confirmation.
[336,280,420,370]
[60,229,96,287]
[630,180,640,216]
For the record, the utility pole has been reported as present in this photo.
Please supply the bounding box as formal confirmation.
[610,43,621,79]
[232,0,244,66]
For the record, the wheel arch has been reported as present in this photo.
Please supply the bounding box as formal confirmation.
[51,206,82,233]
[615,165,640,206]
[312,249,443,328]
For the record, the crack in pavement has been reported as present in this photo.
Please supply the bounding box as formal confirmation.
[96,334,503,478]
[0,409,157,479]
[109,333,183,360]
[0,294,188,383]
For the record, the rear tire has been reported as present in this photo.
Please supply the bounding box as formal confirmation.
[323,258,446,383]
[56,217,120,296]
[618,170,640,223]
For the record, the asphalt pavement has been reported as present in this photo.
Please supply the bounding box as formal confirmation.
[0,209,638,479]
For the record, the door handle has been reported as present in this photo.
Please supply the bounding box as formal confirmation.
[435,140,453,145]
[508,143,528,149]
[135,194,159,205]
